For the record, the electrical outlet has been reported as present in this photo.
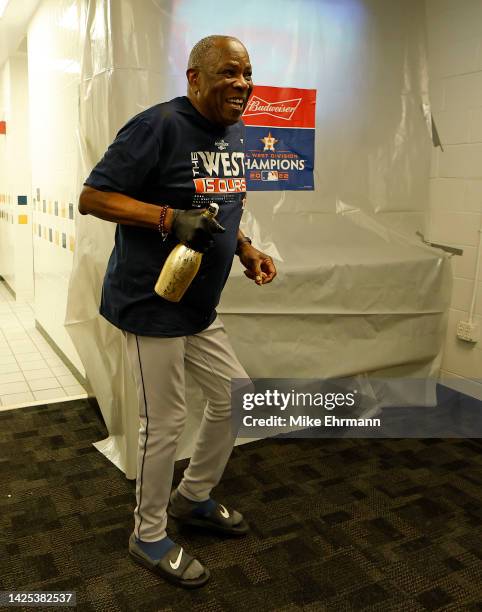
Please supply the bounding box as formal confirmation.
[456,320,479,343]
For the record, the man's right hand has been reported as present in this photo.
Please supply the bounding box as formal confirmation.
[169,209,225,253]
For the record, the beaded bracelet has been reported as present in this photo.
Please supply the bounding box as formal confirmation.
[158,205,168,240]
[235,236,252,255]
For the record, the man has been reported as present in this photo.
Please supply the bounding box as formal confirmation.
[78,35,276,588]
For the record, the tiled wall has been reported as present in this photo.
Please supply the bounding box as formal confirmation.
[426,0,482,398]
[0,2,83,374]
[32,195,76,252]
[0,54,34,301]
[0,191,15,291]
[0,62,14,290]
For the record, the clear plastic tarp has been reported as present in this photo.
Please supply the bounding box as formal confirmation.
[66,0,452,478]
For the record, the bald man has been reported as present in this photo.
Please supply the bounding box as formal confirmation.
[79,35,276,588]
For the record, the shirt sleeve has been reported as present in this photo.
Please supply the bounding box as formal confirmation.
[84,117,160,195]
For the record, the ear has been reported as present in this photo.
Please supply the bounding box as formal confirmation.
[186,68,200,92]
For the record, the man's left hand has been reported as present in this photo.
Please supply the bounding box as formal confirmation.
[238,245,277,285]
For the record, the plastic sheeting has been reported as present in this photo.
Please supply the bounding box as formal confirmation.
[222,206,451,383]
[66,0,452,479]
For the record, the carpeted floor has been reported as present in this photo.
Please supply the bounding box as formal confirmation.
[0,396,481,611]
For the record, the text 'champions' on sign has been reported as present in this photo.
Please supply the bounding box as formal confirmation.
[242,85,316,191]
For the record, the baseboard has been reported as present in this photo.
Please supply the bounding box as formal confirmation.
[439,371,482,402]
[0,277,16,299]
[35,321,92,393]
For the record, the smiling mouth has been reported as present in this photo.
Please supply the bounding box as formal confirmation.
[226,97,245,111]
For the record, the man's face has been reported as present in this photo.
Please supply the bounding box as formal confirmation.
[188,39,253,127]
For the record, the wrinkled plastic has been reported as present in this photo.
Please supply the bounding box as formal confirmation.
[222,206,451,385]
[66,0,451,478]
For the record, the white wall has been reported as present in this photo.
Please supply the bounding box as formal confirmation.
[27,0,84,374]
[0,53,34,301]
[0,62,15,289]
[0,0,85,375]
[426,0,482,398]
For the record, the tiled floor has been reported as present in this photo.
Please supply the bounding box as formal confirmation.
[0,282,88,410]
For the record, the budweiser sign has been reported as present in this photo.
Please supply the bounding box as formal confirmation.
[243,96,302,121]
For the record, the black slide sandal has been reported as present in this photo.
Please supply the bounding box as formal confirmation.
[128,534,210,589]
[168,490,250,536]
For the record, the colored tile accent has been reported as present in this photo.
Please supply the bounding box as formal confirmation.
[42,200,46,213]
[0,121,6,134]
[55,230,59,245]
[36,188,40,201]
[61,204,66,218]
[54,201,58,216]
[49,228,52,242]
[69,235,75,252]
[17,195,27,205]
[38,225,41,237]
[69,203,74,220]
[62,233,66,248]
[18,215,28,225]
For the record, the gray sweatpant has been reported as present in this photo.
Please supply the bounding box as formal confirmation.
[124,316,249,542]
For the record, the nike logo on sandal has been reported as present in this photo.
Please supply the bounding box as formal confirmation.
[219,504,230,518]
[169,547,183,570]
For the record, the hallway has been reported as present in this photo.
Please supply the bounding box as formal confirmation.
[0,281,88,409]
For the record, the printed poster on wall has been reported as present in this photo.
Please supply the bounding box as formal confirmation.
[242,85,316,191]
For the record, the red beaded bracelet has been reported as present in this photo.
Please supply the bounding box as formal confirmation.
[158,205,168,240]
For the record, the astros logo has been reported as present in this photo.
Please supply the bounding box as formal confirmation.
[260,132,278,152]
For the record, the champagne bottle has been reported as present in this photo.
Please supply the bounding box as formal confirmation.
[154,203,219,302]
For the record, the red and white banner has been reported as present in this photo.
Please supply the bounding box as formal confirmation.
[242,85,316,191]
[242,85,316,129]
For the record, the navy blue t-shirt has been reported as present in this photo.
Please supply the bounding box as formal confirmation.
[84,96,246,337]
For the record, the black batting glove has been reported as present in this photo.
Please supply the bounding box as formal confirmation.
[171,209,225,253]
